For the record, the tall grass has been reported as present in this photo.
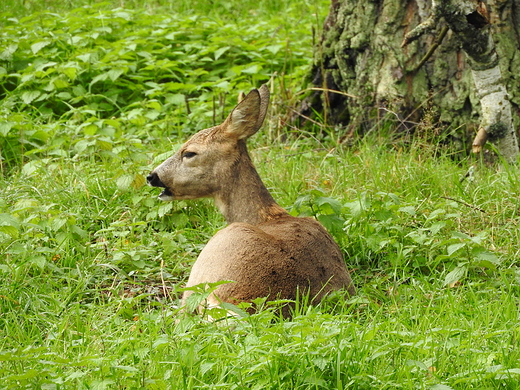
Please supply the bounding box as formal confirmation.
[1,1,519,389]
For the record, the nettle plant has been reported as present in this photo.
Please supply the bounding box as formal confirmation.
[292,190,501,283]
[0,5,311,172]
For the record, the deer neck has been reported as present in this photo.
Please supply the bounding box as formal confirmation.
[214,144,288,225]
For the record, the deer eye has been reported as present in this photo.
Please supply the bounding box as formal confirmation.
[183,151,197,159]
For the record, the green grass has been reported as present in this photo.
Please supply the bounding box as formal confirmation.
[1,1,520,389]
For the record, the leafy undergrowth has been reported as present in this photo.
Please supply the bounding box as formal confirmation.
[0,1,314,172]
[1,1,520,389]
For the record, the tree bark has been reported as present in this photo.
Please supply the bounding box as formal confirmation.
[306,0,520,160]
[403,0,519,162]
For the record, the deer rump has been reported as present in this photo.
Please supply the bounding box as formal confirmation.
[183,215,351,310]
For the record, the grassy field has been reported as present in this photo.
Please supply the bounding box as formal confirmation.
[1,1,520,389]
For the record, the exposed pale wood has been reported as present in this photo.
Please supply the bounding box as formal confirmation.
[472,127,488,154]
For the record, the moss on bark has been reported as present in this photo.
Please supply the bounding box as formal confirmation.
[307,0,520,148]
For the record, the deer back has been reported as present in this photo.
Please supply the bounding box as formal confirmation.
[183,216,354,312]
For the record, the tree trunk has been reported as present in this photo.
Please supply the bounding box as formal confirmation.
[306,0,520,160]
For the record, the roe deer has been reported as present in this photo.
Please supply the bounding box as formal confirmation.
[147,85,355,315]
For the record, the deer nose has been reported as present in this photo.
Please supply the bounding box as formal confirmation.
[147,172,166,188]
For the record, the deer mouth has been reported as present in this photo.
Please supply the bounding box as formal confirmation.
[158,188,174,200]
[147,172,175,201]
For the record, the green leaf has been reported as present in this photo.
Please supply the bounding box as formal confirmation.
[0,225,19,238]
[451,231,473,241]
[315,196,343,215]
[132,174,146,189]
[30,130,50,142]
[182,281,233,312]
[171,212,189,228]
[90,73,108,86]
[76,53,92,63]
[116,174,134,191]
[165,93,185,105]
[53,78,69,89]
[345,196,370,217]
[96,139,113,151]
[473,248,500,263]
[265,44,283,54]
[29,255,47,269]
[21,91,41,104]
[214,80,231,90]
[444,266,467,286]
[241,64,261,74]
[200,361,215,375]
[472,247,500,269]
[21,160,42,176]
[146,100,162,111]
[74,139,92,154]
[113,10,131,20]
[157,202,173,218]
[317,214,345,233]
[447,243,465,256]
[50,217,67,232]
[83,124,98,135]
[0,122,14,136]
[107,68,124,81]
[426,208,446,220]
[72,84,87,97]
[0,44,18,60]
[398,206,416,216]
[214,46,230,60]
[219,301,249,318]
[55,91,71,100]
[427,221,446,235]
[152,334,170,349]
[62,66,78,80]
[31,40,51,54]
[103,119,121,130]
[406,231,428,245]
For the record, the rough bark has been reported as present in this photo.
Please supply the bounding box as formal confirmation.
[404,0,519,162]
[306,0,520,158]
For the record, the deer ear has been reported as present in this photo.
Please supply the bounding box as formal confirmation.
[223,85,270,139]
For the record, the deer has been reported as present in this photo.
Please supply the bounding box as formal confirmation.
[147,84,355,316]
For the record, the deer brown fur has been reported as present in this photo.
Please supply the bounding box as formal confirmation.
[147,85,355,315]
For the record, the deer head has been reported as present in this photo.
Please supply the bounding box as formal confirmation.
[147,85,286,225]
